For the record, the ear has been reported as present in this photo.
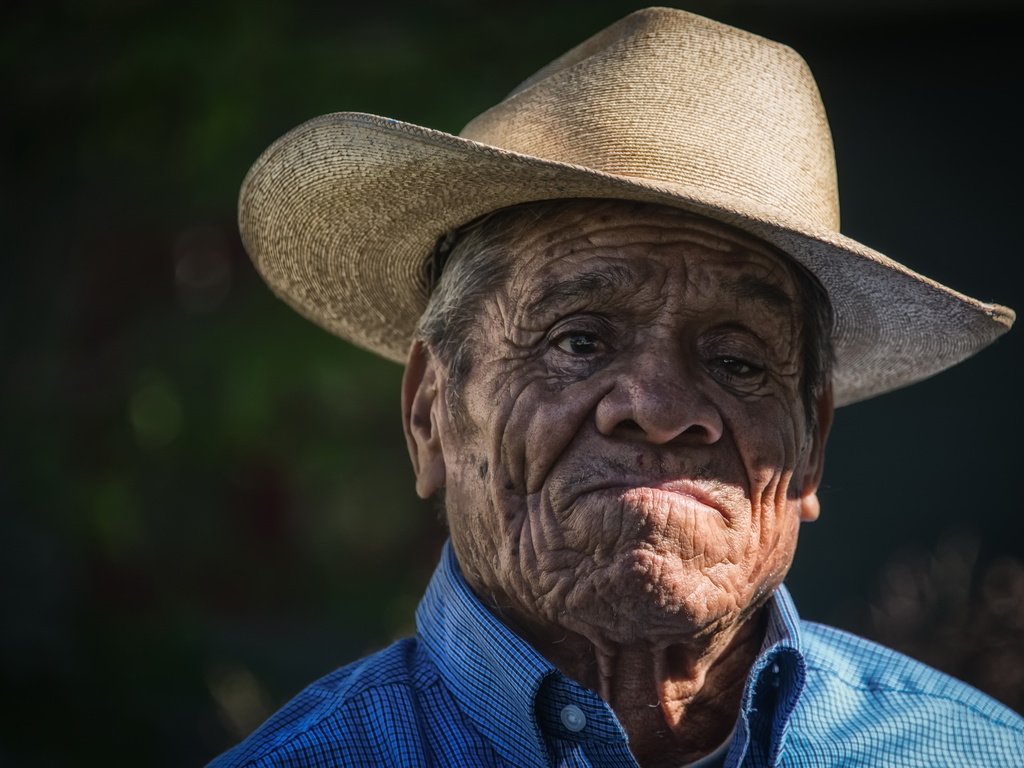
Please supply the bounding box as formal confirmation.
[797,382,834,523]
[402,340,447,499]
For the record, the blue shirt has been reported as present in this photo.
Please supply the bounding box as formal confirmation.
[211,541,1024,766]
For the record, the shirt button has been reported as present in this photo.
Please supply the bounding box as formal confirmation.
[560,704,587,732]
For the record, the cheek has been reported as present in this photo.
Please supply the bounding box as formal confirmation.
[729,399,806,544]
[724,398,807,571]
[727,395,806,495]
[494,376,609,496]
[447,374,607,585]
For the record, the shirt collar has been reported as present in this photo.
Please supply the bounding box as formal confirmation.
[416,540,556,766]
[728,584,808,766]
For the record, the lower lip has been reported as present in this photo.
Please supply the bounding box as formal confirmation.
[587,485,723,516]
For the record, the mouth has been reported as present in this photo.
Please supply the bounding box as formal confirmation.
[576,479,726,518]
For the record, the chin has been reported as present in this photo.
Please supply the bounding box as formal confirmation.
[558,546,747,644]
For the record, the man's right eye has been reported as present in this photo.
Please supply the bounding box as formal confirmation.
[555,332,600,355]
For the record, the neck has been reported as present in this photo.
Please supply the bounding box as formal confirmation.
[512,609,766,768]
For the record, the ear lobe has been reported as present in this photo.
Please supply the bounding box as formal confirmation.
[797,383,834,523]
[402,340,447,499]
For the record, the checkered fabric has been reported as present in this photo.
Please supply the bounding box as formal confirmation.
[209,541,1024,767]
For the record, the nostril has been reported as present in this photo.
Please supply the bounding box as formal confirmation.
[612,417,717,445]
[595,384,723,444]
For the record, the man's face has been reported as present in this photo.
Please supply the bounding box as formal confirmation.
[404,201,830,647]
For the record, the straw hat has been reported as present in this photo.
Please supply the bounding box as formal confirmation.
[238,7,1013,406]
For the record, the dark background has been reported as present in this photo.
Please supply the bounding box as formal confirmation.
[4,1,1022,765]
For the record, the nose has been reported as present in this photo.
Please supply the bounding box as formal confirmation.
[594,353,723,445]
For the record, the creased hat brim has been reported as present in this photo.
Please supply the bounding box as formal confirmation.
[239,112,1014,407]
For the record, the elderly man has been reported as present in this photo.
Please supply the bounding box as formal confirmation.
[213,8,1022,767]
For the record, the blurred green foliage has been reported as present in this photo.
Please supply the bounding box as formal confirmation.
[3,1,1023,765]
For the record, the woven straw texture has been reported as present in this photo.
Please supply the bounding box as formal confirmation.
[238,7,1013,406]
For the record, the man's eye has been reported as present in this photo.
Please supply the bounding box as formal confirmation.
[712,356,762,379]
[556,332,600,355]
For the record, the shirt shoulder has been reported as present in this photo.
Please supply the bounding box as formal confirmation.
[206,637,465,768]
[786,620,1024,765]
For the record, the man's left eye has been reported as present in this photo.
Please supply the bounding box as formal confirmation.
[556,332,600,355]
[712,356,762,378]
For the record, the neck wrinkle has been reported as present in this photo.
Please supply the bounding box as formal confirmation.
[502,600,769,767]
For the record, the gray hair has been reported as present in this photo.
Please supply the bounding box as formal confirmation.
[415,199,834,428]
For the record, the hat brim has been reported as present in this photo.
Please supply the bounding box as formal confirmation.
[239,112,1014,407]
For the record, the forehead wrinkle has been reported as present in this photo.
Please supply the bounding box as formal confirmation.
[564,213,780,260]
[723,274,795,311]
[497,204,798,321]
[525,261,649,318]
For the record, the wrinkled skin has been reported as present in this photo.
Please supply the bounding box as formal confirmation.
[403,201,833,767]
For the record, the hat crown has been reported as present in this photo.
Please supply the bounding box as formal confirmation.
[461,7,840,231]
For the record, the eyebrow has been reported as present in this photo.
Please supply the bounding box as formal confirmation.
[526,263,643,316]
[524,263,794,317]
[726,274,794,310]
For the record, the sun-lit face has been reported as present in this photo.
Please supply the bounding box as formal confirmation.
[405,200,830,649]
